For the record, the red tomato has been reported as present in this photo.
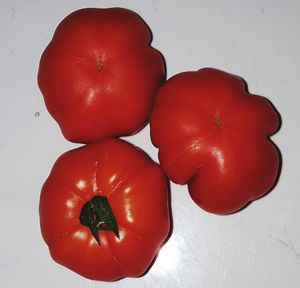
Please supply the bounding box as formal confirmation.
[39,139,170,280]
[38,8,165,143]
[150,68,280,214]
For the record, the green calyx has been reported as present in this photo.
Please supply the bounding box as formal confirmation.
[79,195,119,245]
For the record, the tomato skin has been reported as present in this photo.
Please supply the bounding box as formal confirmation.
[150,68,280,214]
[39,139,170,280]
[38,8,165,143]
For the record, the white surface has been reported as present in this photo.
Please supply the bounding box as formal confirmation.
[1,0,300,287]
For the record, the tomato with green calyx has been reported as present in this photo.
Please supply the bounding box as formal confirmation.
[39,139,170,280]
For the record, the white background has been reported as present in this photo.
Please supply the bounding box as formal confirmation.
[1,0,300,287]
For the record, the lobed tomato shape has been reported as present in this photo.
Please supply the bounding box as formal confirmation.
[39,139,170,281]
[38,8,165,143]
[150,68,280,214]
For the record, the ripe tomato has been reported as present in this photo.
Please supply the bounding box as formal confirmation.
[150,68,280,214]
[38,8,165,143]
[39,139,170,280]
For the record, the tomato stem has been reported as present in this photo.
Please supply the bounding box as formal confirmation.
[79,195,119,245]
[214,116,223,127]
[97,56,104,71]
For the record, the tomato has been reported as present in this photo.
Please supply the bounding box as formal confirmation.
[38,8,165,143]
[150,68,280,214]
[39,139,170,280]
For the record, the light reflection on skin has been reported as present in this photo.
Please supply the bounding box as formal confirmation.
[65,194,81,218]
[76,179,87,190]
[114,230,125,243]
[86,88,98,106]
[66,199,75,208]
[189,139,203,153]
[109,173,117,184]
[92,161,99,193]
[124,198,134,223]
[211,147,226,172]
[74,230,88,241]
[89,237,97,246]
[124,186,131,194]
[123,186,134,223]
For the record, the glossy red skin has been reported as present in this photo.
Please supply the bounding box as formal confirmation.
[39,139,170,281]
[38,8,165,143]
[150,68,280,214]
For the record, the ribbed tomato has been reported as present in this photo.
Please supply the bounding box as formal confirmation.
[39,139,170,280]
[38,8,165,143]
[150,68,280,214]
